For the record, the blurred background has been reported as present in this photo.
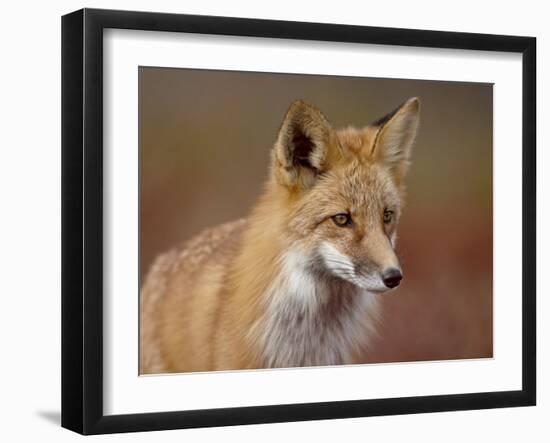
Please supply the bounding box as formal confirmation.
[140,67,492,363]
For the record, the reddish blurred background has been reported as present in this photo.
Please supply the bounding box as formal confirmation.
[140,67,492,363]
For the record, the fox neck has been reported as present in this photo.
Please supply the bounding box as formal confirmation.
[227,185,380,368]
[250,249,381,368]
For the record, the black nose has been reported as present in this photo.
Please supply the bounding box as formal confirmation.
[382,268,403,288]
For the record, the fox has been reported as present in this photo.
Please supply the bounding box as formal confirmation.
[140,97,420,374]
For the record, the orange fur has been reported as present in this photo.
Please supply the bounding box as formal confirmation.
[140,98,420,373]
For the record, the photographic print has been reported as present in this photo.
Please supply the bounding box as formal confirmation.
[139,68,493,375]
[62,9,535,433]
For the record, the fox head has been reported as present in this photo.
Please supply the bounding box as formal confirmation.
[270,98,420,293]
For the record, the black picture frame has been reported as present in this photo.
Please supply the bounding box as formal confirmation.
[61,8,536,435]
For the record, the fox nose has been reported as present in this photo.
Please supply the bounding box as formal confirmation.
[382,268,403,289]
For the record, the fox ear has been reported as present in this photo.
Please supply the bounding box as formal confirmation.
[371,97,420,185]
[272,100,337,189]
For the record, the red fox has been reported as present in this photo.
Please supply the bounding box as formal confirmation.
[140,97,420,374]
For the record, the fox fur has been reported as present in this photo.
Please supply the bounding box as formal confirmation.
[140,97,420,374]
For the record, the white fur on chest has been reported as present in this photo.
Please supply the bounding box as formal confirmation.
[254,251,380,368]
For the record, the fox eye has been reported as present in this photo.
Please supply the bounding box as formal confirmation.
[383,209,394,224]
[331,213,352,227]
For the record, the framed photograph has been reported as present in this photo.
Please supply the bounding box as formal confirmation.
[61,8,536,435]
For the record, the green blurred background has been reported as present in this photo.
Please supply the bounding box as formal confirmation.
[140,67,493,363]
